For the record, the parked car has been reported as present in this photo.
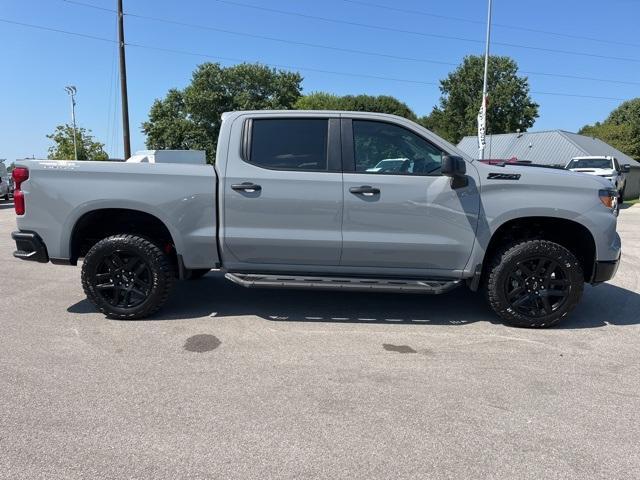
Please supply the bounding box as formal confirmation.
[566,156,630,201]
[0,162,10,200]
[0,178,9,200]
[11,111,621,328]
[366,158,409,173]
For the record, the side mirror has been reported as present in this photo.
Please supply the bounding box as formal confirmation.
[441,155,466,177]
[621,164,631,173]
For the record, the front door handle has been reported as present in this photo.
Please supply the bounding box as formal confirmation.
[231,182,262,193]
[349,185,380,196]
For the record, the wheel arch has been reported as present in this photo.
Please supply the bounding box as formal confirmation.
[481,216,596,283]
[69,208,179,266]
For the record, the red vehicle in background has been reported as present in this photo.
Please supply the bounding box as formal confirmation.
[478,157,526,165]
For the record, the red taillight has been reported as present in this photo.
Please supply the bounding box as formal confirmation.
[14,191,24,215]
[12,167,29,215]
[12,167,29,186]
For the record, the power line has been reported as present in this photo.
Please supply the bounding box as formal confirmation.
[209,0,640,64]
[0,17,115,43]
[338,0,640,49]
[124,12,640,87]
[0,16,630,102]
[125,12,456,66]
[61,0,115,13]
[531,91,628,101]
[59,0,640,87]
[62,0,640,51]
[125,43,629,100]
[0,16,435,85]
[125,42,439,86]
[521,70,640,87]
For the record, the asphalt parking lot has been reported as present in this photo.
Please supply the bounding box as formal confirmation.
[1,200,639,480]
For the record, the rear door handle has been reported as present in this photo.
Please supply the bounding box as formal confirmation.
[231,182,262,193]
[349,185,380,196]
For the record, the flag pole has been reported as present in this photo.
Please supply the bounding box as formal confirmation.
[478,0,493,160]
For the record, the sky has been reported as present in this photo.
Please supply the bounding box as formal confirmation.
[0,0,638,161]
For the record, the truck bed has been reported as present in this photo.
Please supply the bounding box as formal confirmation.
[14,159,219,269]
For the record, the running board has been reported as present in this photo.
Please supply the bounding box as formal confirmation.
[225,273,461,294]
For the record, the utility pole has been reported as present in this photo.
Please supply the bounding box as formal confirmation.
[117,0,131,159]
[64,86,78,160]
[478,0,493,160]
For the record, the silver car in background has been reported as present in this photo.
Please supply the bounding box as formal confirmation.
[0,161,10,200]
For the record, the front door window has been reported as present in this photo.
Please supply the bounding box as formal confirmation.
[353,120,444,176]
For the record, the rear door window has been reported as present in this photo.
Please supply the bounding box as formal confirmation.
[249,119,328,171]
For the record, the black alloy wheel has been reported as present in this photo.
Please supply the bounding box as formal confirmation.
[94,250,153,308]
[486,239,584,328]
[504,256,571,318]
[82,234,174,319]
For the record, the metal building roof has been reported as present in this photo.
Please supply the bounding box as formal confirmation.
[457,130,640,167]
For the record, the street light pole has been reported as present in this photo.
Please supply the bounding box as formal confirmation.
[118,0,131,160]
[64,86,78,160]
[478,0,493,160]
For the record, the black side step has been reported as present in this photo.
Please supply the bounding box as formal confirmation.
[225,273,461,294]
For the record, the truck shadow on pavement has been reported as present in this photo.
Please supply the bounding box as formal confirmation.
[68,272,640,329]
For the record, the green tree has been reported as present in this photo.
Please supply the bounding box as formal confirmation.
[142,63,303,162]
[46,124,108,160]
[295,92,418,120]
[294,92,343,110]
[607,97,640,125]
[579,98,640,161]
[425,55,538,143]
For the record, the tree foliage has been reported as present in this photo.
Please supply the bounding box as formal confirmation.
[47,124,108,160]
[424,55,538,144]
[142,63,303,162]
[579,98,640,161]
[295,92,417,120]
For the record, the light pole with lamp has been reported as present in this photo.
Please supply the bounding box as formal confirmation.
[64,85,78,160]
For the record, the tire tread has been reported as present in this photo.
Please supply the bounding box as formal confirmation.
[485,239,584,328]
[81,234,174,320]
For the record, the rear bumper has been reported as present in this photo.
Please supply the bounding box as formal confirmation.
[12,231,49,263]
[591,256,620,284]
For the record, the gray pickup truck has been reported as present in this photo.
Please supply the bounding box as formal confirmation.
[11,111,621,327]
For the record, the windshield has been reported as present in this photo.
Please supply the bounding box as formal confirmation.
[567,158,612,170]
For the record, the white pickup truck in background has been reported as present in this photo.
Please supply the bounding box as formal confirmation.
[566,156,630,201]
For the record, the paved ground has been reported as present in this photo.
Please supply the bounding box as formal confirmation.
[1,200,639,479]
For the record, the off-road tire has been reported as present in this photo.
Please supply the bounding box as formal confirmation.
[485,240,584,328]
[81,234,174,319]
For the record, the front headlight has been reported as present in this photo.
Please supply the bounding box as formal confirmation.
[599,188,618,214]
